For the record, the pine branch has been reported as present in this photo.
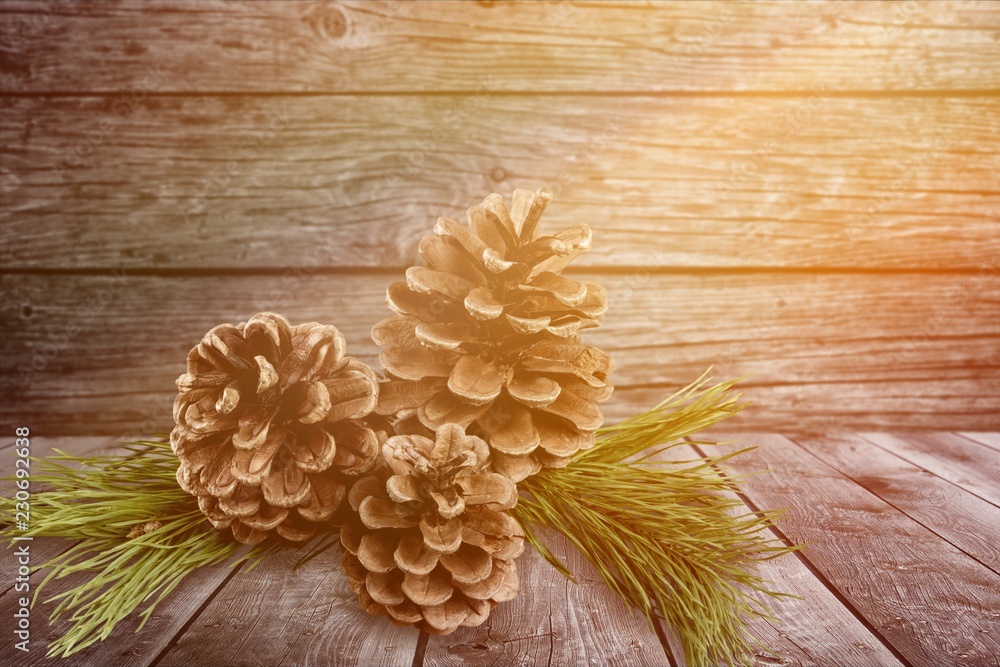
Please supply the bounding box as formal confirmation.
[0,440,282,658]
[511,371,801,667]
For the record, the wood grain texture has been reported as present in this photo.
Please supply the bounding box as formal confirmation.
[156,546,420,667]
[960,431,1000,452]
[422,528,670,667]
[0,548,238,667]
[0,435,122,455]
[0,536,73,595]
[0,436,127,593]
[861,432,1000,508]
[668,444,905,667]
[0,435,234,667]
[722,433,1000,666]
[2,1,999,93]
[2,271,998,435]
[1,94,998,271]
[794,432,1000,574]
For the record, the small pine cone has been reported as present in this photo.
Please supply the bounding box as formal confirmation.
[373,188,614,481]
[171,312,380,545]
[341,423,524,634]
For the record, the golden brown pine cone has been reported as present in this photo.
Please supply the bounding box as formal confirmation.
[341,423,524,634]
[372,188,614,481]
[171,312,380,545]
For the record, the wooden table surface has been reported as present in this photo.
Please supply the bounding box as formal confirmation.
[1,431,998,667]
[1,2,999,665]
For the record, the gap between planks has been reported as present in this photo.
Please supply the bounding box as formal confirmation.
[711,433,1000,666]
[682,440,909,667]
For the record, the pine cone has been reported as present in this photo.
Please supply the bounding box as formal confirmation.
[341,423,524,634]
[171,312,380,545]
[373,188,613,481]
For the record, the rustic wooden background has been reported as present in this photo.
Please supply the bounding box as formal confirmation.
[1,0,999,439]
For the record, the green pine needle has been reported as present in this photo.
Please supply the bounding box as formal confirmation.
[511,371,801,667]
[1,372,798,665]
[0,440,282,658]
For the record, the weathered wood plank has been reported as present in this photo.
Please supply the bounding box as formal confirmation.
[0,546,240,666]
[669,443,905,667]
[861,432,1000,508]
[0,436,127,596]
[2,1,998,93]
[958,431,1000,453]
[793,432,1000,574]
[0,536,74,597]
[618,377,1000,432]
[422,528,670,667]
[0,435,238,666]
[2,271,998,435]
[157,545,420,667]
[0,435,121,454]
[721,434,1000,666]
[2,94,998,270]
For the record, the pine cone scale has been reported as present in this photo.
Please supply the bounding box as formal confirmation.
[296,474,344,523]
[367,571,406,606]
[419,516,463,553]
[419,235,487,283]
[447,355,504,405]
[418,392,489,428]
[216,485,260,518]
[358,532,398,573]
[359,496,419,529]
[260,456,310,508]
[519,272,588,306]
[402,566,454,607]
[406,266,475,302]
[381,347,460,381]
[395,533,440,575]
[440,544,492,584]
[172,313,379,544]
[477,402,540,455]
[507,374,561,407]
[373,189,613,479]
[231,434,283,484]
[328,421,379,473]
[238,501,286,531]
[343,425,524,634]
[282,428,335,473]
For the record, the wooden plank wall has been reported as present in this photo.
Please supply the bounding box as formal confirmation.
[1,1,998,438]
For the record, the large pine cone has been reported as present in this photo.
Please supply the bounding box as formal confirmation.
[341,423,524,634]
[171,312,380,545]
[373,188,614,481]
